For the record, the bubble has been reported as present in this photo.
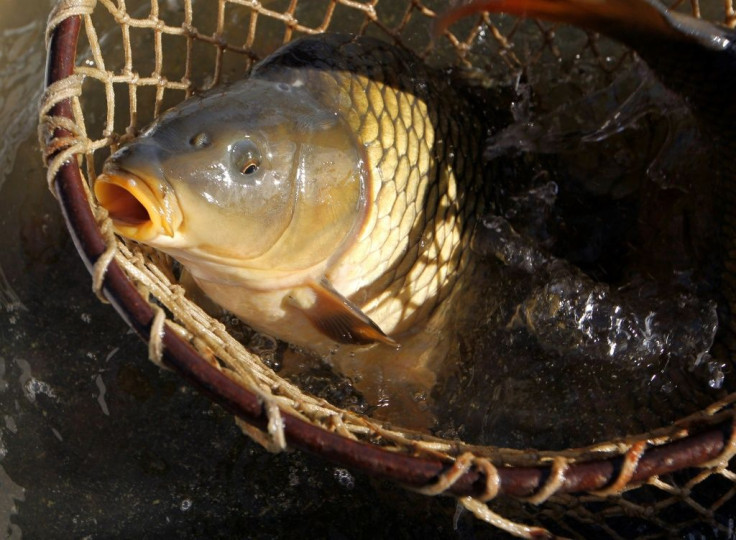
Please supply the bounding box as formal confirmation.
[707,361,725,390]
[249,333,278,354]
[23,378,56,402]
[288,468,300,487]
[180,498,192,511]
[376,395,390,408]
[333,468,355,490]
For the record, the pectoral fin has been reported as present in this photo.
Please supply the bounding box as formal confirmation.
[288,279,399,347]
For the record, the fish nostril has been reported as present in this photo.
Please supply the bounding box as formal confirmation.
[95,182,151,225]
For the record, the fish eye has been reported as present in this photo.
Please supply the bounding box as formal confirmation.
[243,161,259,175]
[190,132,210,148]
[231,140,262,177]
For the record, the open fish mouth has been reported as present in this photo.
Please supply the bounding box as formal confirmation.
[94,170,175,241]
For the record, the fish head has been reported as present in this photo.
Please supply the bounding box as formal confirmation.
[94,78,368,286]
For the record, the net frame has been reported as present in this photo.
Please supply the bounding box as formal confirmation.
[38,0,736,536]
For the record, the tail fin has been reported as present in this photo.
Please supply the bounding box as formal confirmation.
[436,0,731,51]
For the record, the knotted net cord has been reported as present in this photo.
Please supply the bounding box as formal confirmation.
[38,0,736,536]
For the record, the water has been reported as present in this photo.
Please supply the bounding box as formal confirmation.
[423,53,728,448]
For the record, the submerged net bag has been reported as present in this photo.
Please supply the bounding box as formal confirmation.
[39,0,736,537]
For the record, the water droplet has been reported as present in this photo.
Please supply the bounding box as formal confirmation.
[4,416,17,434]
[105,347,120,362]
[95,374,110,416]
[288,468,300,487]
[453,501,465,530]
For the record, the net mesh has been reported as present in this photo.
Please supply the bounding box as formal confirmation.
[39,0,736,537]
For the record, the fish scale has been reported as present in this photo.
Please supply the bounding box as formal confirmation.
[256,35,491,337]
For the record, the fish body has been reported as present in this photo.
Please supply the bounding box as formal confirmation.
[440,0,736,347]
[94,34,489,360]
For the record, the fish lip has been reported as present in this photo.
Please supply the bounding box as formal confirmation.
[93,167,177,241]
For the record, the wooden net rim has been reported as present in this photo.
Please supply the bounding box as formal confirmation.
[44,12,735,502]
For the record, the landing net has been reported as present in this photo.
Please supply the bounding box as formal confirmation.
[39,0,736,537]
